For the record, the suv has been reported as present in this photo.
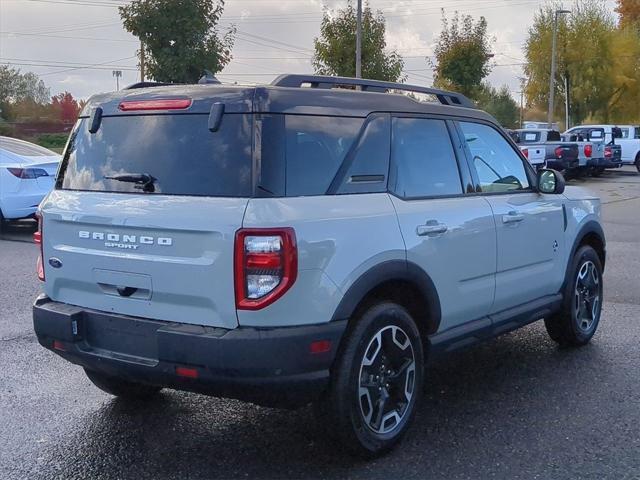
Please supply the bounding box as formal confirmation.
[33,75,606,457]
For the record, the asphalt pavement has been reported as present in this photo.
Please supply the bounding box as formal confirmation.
[1,168,639,479]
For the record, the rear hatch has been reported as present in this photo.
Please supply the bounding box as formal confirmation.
[40,87,254,329]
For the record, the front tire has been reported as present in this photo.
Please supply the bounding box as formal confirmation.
[321,302,424,457]
[84,368,162,399]
[544,245,603,346]
[635,154,640,173]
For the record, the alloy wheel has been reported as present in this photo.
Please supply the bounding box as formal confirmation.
[574,260,601,332]
[358,325,416,435]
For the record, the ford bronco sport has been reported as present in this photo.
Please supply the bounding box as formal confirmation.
[33,75,606,457]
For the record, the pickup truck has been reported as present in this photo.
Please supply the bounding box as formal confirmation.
[563,127,623,175]
[565,125,639,172]
[513,129,579,172]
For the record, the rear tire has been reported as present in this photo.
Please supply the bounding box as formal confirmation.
[544,245,603,347]
[319,302,424,457]
[635,154,640,173]
[84,368,162,399]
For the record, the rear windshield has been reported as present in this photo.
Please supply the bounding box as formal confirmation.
[518,131,541,143]
[57,114,252,197]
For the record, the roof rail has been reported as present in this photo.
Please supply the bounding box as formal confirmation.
[124,81,175,90]
[271,74,475,109]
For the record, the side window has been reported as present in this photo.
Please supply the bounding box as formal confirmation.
[335,114,390,194]
[620,128,630,139]
[459,121,531,194]
[258,115,364,197]
[389,117,462,198]
[635,127,640,140]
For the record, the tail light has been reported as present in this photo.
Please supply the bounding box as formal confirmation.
[234,228,297,310]
[522,148,529,159]
[7,168,49,179]
[34,212,45,281]
[554,147,563,158]
[584,144,593,158]
[604,146,613,158]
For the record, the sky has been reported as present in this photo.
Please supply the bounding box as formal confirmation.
[0,0,620,100]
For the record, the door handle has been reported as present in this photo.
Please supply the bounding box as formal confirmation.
[416,222,448,236]
[502,211,524,224]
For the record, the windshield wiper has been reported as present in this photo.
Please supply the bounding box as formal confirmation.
[104,173,156,193]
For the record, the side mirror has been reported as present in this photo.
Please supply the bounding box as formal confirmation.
[538,168,565,194]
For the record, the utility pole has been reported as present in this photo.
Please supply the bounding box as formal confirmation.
[139,40,146,82]
[548,9,570,128]
[355,0,362,78]
[564,74,570,130]
[112,70,122,91]
[519,90,524,128]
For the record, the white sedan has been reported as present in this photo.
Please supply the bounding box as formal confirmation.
[0,136,61,223]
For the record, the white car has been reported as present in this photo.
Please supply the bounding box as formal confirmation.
[0,136,61,223]
[565,124,640,169]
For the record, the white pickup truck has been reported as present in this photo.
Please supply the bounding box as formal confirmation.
[565,125,640,172]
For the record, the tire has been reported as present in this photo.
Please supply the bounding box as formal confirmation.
[635,154,640,173]
[319,302,424,457]
[0,209,6,232]
[544,245,603,347]
[84,368,162,399]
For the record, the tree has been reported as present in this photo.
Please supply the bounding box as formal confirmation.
[476,83,520,128]
[0,66,49,105]
[431,11,493,98]
[524,0,640,124]
[616,0,640,29]
[313,1,404,82]
[119,0,235,83]
[51,92,81,124]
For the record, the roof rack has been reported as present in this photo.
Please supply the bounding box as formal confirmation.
[271,74,475,109]
[124,81,175,90]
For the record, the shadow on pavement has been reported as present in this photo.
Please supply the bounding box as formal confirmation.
[0,219,37,243]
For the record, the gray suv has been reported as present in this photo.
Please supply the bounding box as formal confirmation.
[33,75,605,457]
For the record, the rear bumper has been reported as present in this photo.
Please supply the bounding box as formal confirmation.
[33,295,347,407]
[547,158,579,170]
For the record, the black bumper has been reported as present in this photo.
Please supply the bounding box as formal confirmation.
[33,296,347,407]
[547,158,579,171]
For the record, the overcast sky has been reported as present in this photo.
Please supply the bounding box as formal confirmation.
[0,0,620,100]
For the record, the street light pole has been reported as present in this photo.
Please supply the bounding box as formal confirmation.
[112,70,122,91]
[548,9,570,128]
[355,0,362,78]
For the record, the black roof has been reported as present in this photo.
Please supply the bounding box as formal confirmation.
[80,74,494,123]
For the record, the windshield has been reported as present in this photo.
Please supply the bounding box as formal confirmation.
[56,114,253,197]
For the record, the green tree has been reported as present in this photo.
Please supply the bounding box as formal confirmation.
[313,1,404,82]
[431,11,493,98]
[0,66,49,105]
[119,0,235,83]
[524,0,639,124]
[476,83,520,128]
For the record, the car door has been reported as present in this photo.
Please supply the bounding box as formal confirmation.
[389,116,497,332]
[457,120,566,313]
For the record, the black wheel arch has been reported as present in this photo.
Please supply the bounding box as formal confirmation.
[564,221,606,288]
[330,260,442,336]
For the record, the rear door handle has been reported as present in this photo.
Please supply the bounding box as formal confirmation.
[502,211,524,224]
[416,222,448,236]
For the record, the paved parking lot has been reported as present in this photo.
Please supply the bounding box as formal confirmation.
[2,168,639,480]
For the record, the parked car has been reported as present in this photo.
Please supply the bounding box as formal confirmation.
[513,129,579,172]
[565,125,639,172]
[563,127,623,175]
[505,129,545,169]
[33,75,606,457]
[0,136,60,226]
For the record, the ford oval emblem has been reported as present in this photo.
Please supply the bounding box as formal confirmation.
[48,257,63,269]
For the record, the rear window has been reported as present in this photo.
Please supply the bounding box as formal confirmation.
[519,131,541,143]
[57,114,253,197]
